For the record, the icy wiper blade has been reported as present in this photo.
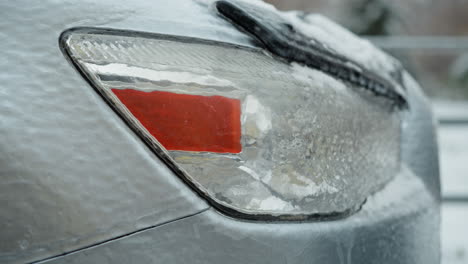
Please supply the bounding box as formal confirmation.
[215,0,408,108]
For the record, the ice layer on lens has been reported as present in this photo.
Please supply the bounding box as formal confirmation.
[65,31,401,216]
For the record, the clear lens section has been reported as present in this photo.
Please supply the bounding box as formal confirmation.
[63,29,401,218]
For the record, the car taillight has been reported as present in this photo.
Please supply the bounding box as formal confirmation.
[61,28,401,220]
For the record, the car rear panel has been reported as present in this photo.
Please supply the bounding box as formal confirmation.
[0,0,440,263]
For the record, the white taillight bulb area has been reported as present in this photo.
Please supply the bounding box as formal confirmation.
[62,28,401,219]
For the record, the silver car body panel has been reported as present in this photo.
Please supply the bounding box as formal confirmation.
[42,166,438,264]
[0,0,440,263]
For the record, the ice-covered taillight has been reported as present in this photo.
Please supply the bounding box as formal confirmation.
[61,28,401,220]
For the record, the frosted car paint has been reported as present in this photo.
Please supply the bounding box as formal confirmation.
[0,0,440,264]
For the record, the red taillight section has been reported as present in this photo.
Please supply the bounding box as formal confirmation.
[111,89,242,153]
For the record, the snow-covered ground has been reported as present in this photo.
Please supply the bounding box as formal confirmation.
[434,101,468,264]
[442,204,468,264]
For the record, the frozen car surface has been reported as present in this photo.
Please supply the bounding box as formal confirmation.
[0,0,440,263]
